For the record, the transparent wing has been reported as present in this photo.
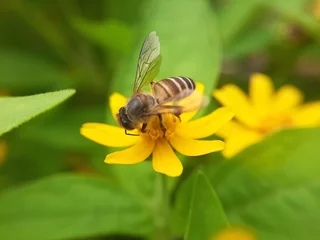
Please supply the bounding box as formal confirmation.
[133,31,162,93]
[143,105,184,117]
[144,91,209,117]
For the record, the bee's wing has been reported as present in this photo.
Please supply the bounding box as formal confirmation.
[144,90,209,116]
[143,105,183,117]
[133,31,162,93]
[156,88,195,104]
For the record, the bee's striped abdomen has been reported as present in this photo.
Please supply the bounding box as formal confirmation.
[151,76,196,104]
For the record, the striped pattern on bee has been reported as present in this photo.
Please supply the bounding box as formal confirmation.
[151,76,196,104]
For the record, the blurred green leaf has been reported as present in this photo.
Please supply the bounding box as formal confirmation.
[257,0,320,40]
[171,171,197,235]
[174,128,320,239]
[185,171,229,240]
[112,0,222,98]
[72,19,134,53]
[109,162,155,202]
[109,162,178,205]
[0,105,109,185]
[18,106,105,152]
[204,127,320,240]
[0,174,152,240]
[0,89,75,136]
[217,0,262,45]
[0,51,72,92]
[225,27,274,59]
[0,138,66,189]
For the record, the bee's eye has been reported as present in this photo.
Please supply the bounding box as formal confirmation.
[118,107,135,130]
[119,106,126,115]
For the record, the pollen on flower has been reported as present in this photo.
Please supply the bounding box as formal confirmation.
[140,114,180,140]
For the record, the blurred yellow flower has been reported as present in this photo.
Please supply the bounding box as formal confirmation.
[313,0,320,19]
[0,91,9,166]
[212,227,257,240]
[213,73,320,158]
[0,140,8,165]
[81,84,233,177]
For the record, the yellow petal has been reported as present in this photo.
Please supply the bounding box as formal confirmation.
[176,107,234,139]
[249,73,274,113]
[273,85,303,112]
[152,139,183,177]
[222,134,262,158]
[215,120,248,138]
[215,121,262,158]
[169,134,225,156]
[213,84,258,128]
[196,82,204,93]
[292,101,320,127]
[109,92,127,122]
[105,137,155,164]
[180,82,205,122]
[80,123,138,147]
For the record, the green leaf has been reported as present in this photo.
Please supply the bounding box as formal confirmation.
[72,19,134,53]
[0,174,152,240]
[185,171,229,240]
[0,89,75,136]
[205,127,320,240]
[112,0,222,97]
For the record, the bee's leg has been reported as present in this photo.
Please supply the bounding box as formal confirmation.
[174,114,181,122]
[173,107,183,122]
[157,114,166,137]
[141,122,148,133]
[125,130,139,136]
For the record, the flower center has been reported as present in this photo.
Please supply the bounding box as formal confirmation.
[140,114,180,140]
[256,114,293,134]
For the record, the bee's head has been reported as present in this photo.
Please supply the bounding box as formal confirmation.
[117,106,135,130]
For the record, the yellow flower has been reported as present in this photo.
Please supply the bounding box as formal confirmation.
[213,73,320,158]
[80,84,234,177]
[0,140,7,165]
[313,0,320,20]
[212,227,257,240]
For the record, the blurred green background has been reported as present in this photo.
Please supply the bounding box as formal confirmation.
[0,0,320,240]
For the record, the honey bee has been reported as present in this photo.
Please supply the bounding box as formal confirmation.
[117,31,204,135]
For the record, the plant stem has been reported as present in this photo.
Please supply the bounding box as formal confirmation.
[152,173,171,240]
